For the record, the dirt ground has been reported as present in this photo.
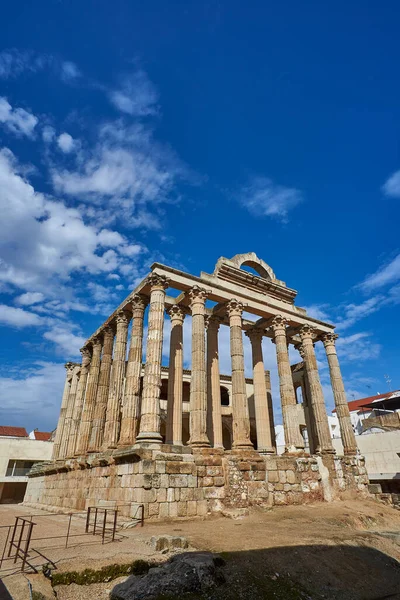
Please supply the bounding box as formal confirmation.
[1,498,400,599]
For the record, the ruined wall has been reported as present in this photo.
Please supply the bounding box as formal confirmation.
[24,447,369,519]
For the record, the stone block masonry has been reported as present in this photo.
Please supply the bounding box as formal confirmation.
[24,446,368,519]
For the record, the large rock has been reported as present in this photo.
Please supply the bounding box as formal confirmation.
[110,552,224,599]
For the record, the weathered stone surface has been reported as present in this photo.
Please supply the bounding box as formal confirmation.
[111,552,224,600]
[150,535,188,552]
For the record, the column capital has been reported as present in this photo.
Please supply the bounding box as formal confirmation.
[245,328,264,344]
[322,332,339,347]
[205,315,223,331]
[115,309,132,326]
[129,293,148,312]
[226,298,244,318]
[65,362,75,381]
[102,325,115,341]
[299,324,317,341]
[167,304,186,323]
[146,273,169,291]
[80,347,92,367]
[91,336,103,351]
[270,314,288,331]
[188,285,208,307]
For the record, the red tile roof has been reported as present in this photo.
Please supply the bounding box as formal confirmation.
[333,391,399,414]
[0,426,28,438]
[33,431,52,441]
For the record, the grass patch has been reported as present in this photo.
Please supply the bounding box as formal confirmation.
[50,559,150,587]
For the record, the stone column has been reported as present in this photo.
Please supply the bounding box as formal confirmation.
[270,315,304,453]
[265,370,276,450]
[58,364,80,459]
[227,299,253,449]
[136,274,169,444]
[299,325,335,454]
[188,286,210,448]
[88,326,114,452]
[166,305,185,445]
[67,347,91,457]
[118,295,147,446]
[322,332,357,455]
[75,337,102,455]
[103,310,131,449]
[52,362,75,460]
[246,329,275,453]
[206,316,223,448]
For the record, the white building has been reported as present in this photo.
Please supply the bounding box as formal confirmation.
[0,426,53,503]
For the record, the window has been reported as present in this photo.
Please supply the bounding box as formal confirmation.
[6,460,35,477]
[220,386,230,406]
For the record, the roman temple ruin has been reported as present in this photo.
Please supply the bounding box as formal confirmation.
[24,253,368,518]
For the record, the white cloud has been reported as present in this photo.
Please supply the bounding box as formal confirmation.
[0,49,80,85]
[336,332,381,362]
[43,326,86,356]
[0,97,38,137]
[0,304,42,327]
[237,176,303,221]
[109,71,158,116]
[0,147,145,290]
[0,362,65,431]
[61,61,81,81]
[51,120,186,227]
[42,125,56,143]
[304,304,330,321]
[0,49,50,79]
[336,296,383,330]
[57,132,75,153]
[382,170,400,198]
[15,292,45,306]
[360,254,400,291]
[97,229,125,247]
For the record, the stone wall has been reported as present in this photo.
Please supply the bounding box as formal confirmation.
[24,447,369,519]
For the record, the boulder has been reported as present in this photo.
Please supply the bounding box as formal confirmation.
[110,552,225,599]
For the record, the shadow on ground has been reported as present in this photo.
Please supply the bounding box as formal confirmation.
[215,544,400,600]
[112,544,400,600]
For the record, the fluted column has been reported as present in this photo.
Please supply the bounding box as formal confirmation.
[103,310,131,449]
[206,316,223,448]
[166,305,185,445]
[136,274,169,444]
[188,286,210,447]
[299,325,335,454]
[59,364,80,459]
[52,362,75,460]
[88,326,114,452]
[68,347,91,457]
[76,337,102,455]
[227,299,252,449]
[119,295,147,446]
[270,315,304,453]
[265,370,276,450]
[246,329,275,453]
[322,332,357,455]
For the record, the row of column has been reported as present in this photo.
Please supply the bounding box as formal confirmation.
[53,275,357,460]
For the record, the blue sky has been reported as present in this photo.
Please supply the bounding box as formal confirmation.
[0,1,399,432]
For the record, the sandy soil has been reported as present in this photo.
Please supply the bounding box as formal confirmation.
[1,499,400,599]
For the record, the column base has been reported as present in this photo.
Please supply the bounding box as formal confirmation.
[285,445,305,454]
[258,447,276,455]
[135,431,163,444]
[343,448,358,456]
[232,440,254,450]
[190,441,211,448]
[320,448,336,455]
